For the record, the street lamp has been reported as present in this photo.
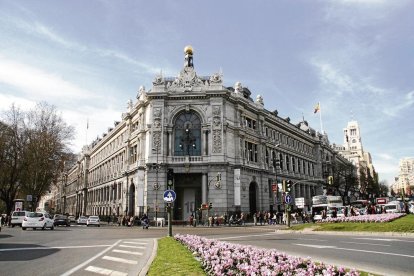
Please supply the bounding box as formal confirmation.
[272,144,281,209]
[152,146,161,224]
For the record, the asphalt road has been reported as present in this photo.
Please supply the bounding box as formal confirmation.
[1,224,413,275]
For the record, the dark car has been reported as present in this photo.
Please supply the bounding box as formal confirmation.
[53,214,70,227]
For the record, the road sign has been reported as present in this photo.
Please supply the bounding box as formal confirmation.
[26,195,32,202]
[285,194,292,204]
[163,190,176,203]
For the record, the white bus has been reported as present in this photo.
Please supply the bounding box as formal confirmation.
[312,196,344,221]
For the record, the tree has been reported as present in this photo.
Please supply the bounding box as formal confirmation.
[0,103,74,214]
[378,181,389,197]
[329,162,359,205]
[0,105,26,215]
[19,102,75,208]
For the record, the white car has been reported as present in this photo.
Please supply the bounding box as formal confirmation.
[87,216,100,227]
[22,212,54,230]
[11,210,30,227]
[77,216,88,225]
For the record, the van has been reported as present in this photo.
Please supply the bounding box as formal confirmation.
[383,201,403,214]
[11,210,30,227]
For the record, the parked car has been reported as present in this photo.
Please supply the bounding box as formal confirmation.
[11,210,30,227]
[87,216,100,227]
[77,216,88,225]
[68,215,76,223]
[22,212,54,230]
[53,214,70,227]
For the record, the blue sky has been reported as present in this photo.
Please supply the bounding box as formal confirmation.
[0,0,413,186]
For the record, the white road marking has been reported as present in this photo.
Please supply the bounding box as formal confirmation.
[122,241,147,245]
[298,238,327,242]
[112,249,143,255]
[354,238,414,243]
[216,232,278,240]
[341,241,390,247]
[84,265,127,276]
[294,244,336,249]
[61,240,122,276]
[0,244,112,252]
[119,245,146,249]
[294,244,414,258]
[102,255,138,264]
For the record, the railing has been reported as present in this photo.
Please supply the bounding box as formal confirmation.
[171,156,204,163]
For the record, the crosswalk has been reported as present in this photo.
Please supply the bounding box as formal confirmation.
[72,238,153,276]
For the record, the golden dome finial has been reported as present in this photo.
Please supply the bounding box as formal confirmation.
[184,45,193,55]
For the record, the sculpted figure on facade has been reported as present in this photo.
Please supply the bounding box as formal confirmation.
[234,81,243,95]
[256,95,264,106]
[127,99,133,113]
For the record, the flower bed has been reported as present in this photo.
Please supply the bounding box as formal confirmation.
[319,213,405,224]
[175,234,359,276]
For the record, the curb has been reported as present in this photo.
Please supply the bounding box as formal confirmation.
[138,238,158,276]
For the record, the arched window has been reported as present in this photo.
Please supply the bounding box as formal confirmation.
[174,111,202,156]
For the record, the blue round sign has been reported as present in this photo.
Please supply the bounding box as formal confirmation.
[285,194,292,204]
[163,190,176,203]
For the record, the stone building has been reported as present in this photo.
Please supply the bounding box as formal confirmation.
[58,46,347,220]
[334,120,377,196]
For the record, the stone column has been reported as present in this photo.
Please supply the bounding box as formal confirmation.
[202,173,207,203]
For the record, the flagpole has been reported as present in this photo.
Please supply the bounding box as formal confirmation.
[319,102,324,134]
[86,118,89,146]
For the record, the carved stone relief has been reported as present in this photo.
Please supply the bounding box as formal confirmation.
[153,131,161,149]
[212,129,222,153]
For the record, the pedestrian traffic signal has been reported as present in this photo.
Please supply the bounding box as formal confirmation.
[167,168,174,189]
[209,202,213,210]
[328,176,333,185]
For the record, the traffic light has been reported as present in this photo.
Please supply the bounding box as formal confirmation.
[286,180,292,193]
[328,176,333,185]
[209,202,213,210]
[167,169,174,189]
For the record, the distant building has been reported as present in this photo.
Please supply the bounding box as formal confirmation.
[333,120,377,196]
[392,157,414,196]
[57,47,352,220]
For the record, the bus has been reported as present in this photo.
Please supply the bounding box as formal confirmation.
[312,195,344,221]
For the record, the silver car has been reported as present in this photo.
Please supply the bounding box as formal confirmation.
[87,216,100,227]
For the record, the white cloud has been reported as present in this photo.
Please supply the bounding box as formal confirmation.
[0,56,95,100]
[383,90,414,117]
[376,153,394,161]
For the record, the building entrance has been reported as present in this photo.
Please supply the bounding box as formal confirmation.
[173,173,202,220]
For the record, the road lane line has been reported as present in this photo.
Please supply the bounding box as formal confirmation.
[102,256,138,264]
[354,238,414,243]
[122,241,148,245]
[0,244,112,252]
[295,244,414,258]
[216,233,278,240]
[341,241,390,247]
[61,240,122,276]
[85,266,127,276]
[298,238,327,242]
[119,245,146,249]
[112,249,143,255]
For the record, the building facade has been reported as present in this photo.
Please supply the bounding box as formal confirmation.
[58,47,349,220]
[392,157,414,196]
[334,120,377,196]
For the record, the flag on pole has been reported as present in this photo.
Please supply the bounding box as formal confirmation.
[314,102,320,114]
